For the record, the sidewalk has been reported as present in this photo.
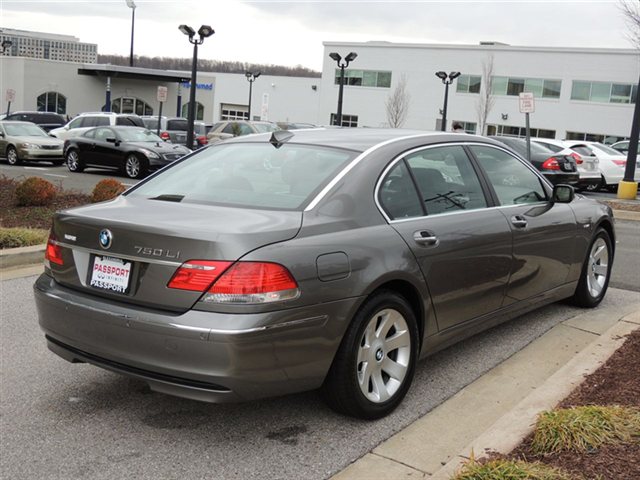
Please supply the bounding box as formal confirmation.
[332,306,640,480]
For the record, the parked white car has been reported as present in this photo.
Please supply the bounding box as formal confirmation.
[531,138,601,191]
[563,141,628,192]
[50,112,144,140]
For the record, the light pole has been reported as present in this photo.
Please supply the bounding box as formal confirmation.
[435,71,461,131]
[245,71,261,121]
[329,51,357,126]
[125,0,136,67]
[179,24,214,150]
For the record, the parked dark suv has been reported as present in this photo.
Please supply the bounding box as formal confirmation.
[3,111,66,132]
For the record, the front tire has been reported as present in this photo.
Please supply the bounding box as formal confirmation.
[6,146,20,165]
[321,291,419,419]
[66,149,84,172]
[124,154,147,179]
[570,228,613,308]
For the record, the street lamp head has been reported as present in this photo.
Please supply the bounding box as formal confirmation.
[125,0,136,9]
[449,71,461,80]
[329,52,342,63]
[198,25,215,39]
[254,71,262,79]
[179,24,196,38]
[345,52,358,63]
[435,71,448,81]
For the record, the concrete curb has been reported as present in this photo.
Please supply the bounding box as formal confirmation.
[431,310,640,480]
[613,209,640,222]
[0,244,45,270]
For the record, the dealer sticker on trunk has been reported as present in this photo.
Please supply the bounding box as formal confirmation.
[90,256,132,293]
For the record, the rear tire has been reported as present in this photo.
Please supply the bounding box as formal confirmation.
[321,290,419,419]
[570,228,613,308]
[6,146,20,165]
[66,149,84,172]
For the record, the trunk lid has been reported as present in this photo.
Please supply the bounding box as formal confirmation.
[49,196,302,312]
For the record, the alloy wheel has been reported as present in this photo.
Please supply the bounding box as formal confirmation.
[66,151,79,171]
[587,237,609,298]
[7,147,19,165]
[125,155,141,178]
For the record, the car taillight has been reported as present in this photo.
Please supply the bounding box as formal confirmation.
[612,160,626,167]
[167,260,233,291]
[569,152,583,165]
[203,262,299,304]
[45,232,64,266]
[542,157,560,170]
[196,135,207,145]
[160,131,170,141]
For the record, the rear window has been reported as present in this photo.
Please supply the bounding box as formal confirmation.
[142,118,159,130]
[167,119,188,131]
[116,116,144,126]
[128,143,356,210]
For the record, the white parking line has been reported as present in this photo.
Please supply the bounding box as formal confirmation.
[24,166,50,170]
[44,173,68,178]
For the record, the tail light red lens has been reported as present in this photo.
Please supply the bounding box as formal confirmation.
[570,152,583,165]
[167,260,233,291]
[196,135,207,145]
[45,232,64,266]
[542,157,560,170]
[612,160,626,167]
[160,131,171,141]
[204,262,300,304]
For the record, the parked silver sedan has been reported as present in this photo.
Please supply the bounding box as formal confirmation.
[34,129,614,419]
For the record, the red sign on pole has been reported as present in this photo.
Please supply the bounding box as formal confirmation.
[519,92,535,113]
[157,86,168,103]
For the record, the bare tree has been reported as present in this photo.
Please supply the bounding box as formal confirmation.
[476,55,495,136]
[619,0,640,49]
[385,74,411,128]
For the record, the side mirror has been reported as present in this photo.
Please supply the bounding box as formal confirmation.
[0,132,4,138]
[106,137,117,143]
[552,184,575,203]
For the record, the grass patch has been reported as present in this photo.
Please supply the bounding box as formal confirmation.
[452,457,575,480]
[531,405,640,455]
[0,227,49,249]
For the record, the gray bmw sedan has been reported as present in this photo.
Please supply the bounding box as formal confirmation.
[34,129,614,419]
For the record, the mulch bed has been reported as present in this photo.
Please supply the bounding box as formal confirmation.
[509,329,640,480]
[603,200,640,213]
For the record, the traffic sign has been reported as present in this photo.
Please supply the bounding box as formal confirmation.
[157,86,168,103]
[6,89,16,102]
[519,92,535,113]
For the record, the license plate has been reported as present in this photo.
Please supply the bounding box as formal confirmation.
[177,134,186,141]
[90,256,132,294]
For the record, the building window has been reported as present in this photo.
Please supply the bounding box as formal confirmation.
[487,124,555,139]
[181,102,204,120]
[220,104,248,120]
[36,91,66,114]
[492,76,561,99]
[330,113,358,127]
[334,69,392,88]
[456,75,481,94]
[570,81,637,104]
[110,97,153,115]
[565,131,628,144]
[452,121,477,133]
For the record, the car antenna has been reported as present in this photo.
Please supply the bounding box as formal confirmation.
[269,130,294,149]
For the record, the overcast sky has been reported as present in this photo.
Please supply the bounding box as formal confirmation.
[0,1,635,70]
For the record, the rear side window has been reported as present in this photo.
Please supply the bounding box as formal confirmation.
[128,143,356,210]
[470,145,547,205]
[116,116,144,126]
[83,116,109,127]
[378,161,423,220]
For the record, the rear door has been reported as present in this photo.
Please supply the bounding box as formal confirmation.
[379,144,513,331]
[468,145,577,304]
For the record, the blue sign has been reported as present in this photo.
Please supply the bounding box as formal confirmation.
[181,82,213,91]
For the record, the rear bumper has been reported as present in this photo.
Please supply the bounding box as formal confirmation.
[541,171,580,186]
[34,273,358,403]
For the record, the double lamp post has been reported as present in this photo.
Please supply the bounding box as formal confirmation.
[329,51,357,126]
[435,71,460,131]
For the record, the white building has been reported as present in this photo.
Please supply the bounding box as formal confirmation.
[319,41,639,142]
[0,28,98,63]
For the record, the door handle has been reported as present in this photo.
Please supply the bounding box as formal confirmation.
[413,231,439,246]
[510,215,528,228]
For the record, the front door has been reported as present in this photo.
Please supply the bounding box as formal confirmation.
[378,145,513,331]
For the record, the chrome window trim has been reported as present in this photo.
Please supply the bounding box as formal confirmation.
[373,141,552,224]
[304,133,438,212]
[54,241,182,267]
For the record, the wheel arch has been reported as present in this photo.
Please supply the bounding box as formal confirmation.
[595,218,615,255]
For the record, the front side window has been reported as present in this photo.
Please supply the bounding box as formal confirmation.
[128,143,356,211]
[405,146,488,215]
[470,145,547,206]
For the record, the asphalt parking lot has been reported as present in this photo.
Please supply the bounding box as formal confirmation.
[1,273,638,480]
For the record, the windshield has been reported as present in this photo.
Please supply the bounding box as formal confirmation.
[3,123,48,137]
[128,143,356,210]
[590,143,624,156]
[253,123,281,133]
[118,129,163,143]
[167,119,189,131]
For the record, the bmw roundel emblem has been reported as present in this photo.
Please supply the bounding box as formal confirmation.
[98,229,113,250]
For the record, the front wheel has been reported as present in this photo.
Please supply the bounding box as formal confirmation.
[321,291,419,419]
[6,146,20,165]
[570,228,613,308]
[124,154,147,179]
[66,149,84,172]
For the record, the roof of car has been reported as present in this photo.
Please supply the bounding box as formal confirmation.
[224,127,494,153]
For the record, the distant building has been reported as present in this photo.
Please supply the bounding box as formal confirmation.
[0,27,97,63]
